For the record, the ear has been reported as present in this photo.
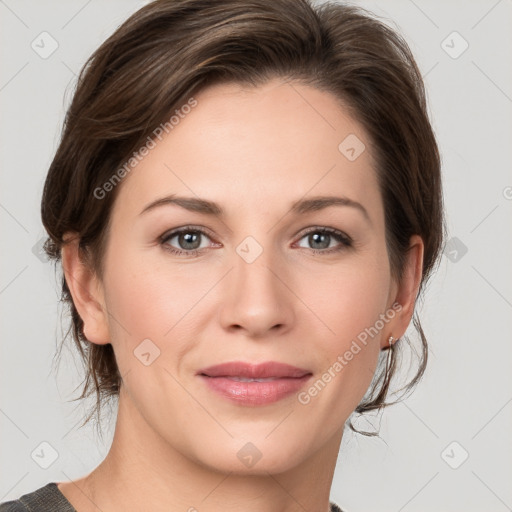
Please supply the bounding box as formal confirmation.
[382,234,424,349]
[61,233,110,345]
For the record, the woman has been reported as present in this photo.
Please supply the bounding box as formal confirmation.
[0,0,443,510]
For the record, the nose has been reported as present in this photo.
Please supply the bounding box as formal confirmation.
[218,241,295,338]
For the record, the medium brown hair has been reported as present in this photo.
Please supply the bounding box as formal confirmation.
[42,0,444,437]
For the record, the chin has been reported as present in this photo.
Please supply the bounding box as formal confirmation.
[191,436,311,476]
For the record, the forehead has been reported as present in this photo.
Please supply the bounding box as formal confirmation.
[110,78,381,221]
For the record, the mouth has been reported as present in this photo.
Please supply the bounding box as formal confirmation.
[208,376,289,382]
[197,360,311,379]
[197,361,312,406]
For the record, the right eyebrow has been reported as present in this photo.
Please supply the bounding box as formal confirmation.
[139,195,224,217]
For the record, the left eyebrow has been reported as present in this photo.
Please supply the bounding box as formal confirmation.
[139,194,371,223]
[290,195,371,223]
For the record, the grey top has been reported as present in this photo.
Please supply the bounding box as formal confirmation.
[0,482,345,511]
[0,484,76,512]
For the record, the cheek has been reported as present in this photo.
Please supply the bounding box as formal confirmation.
[300,257,391,342]
[102,251,214,364]
[294,257,390,412]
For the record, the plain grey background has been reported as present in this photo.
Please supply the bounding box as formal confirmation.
[1,1,511,510]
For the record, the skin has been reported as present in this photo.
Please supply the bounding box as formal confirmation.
[58,78,423,512]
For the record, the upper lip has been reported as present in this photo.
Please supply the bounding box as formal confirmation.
[197,361,312,379]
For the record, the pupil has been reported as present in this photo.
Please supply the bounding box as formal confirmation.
[180,232,200,249]
[310,232,329,249]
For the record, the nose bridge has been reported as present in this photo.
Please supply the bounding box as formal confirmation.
[219,234,294,335]
[234,237,279,291]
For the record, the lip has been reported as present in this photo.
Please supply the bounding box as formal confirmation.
[197,361,313,406]
[198,361,311,379]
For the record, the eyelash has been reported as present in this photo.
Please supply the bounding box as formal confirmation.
[159,225,353,258]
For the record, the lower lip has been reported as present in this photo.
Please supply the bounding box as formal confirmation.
[199,375,312,406]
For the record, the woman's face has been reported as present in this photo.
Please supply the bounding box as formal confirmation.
[79,78,413,474]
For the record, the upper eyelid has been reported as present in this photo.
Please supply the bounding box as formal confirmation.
[160,225,216,241]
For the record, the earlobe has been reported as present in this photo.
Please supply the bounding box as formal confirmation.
[61,233,110,345]
[384,235,424,347]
